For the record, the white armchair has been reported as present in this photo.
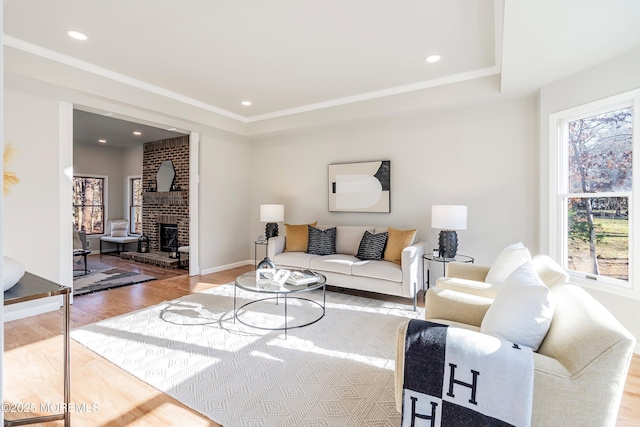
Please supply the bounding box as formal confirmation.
[100,219,139,254]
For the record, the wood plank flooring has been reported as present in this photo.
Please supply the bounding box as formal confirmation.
[4,254,640,426]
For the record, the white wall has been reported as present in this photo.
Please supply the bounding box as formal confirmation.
[250,96,539,276]
[199,134,252,271]
[123,145,143,178]
[539,47,640,347]
[3,89,69,281]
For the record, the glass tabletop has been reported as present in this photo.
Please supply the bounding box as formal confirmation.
[236,270,326,294]
[423,254,474,263]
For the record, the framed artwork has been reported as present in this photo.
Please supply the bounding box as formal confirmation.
[328,160,390,213]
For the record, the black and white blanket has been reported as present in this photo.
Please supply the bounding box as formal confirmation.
[402,320,534,427]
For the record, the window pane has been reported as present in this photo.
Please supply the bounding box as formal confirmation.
[73,176,105,234]
[130,178,143,234]
[73,205,104,234]
[567,107,633,193]
[566,197,628,281]
[133,178,142,206]
[131,206,142,234]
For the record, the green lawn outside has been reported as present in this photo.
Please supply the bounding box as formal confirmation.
[568,214,629,280]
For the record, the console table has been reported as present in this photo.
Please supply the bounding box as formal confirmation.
[3,273,71,427]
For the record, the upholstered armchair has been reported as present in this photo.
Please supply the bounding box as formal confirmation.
[395,256,636,426]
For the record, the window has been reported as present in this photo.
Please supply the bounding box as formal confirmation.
[550,90,638,292]
[73,176,105,235]
[130,177,143,234]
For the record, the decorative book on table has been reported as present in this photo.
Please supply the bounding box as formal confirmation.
[286,269,318,286]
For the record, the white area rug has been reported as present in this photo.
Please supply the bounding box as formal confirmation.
[71,284,423,426]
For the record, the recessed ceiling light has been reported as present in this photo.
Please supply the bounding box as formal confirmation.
[425,55,441,63]
[166,127,177,131]
[102,112,114,117]
[133,131,142,136]
[241,101,252,106]
[98,139,107,143]
[66,30,88,41]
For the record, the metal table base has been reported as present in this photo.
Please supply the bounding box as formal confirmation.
[4,273,71,427]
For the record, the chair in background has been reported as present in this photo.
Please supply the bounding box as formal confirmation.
[100,219,139,254]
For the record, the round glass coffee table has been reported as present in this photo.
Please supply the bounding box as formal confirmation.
[234,270,326,338]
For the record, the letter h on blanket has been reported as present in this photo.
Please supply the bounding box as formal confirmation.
[402,320,534,427]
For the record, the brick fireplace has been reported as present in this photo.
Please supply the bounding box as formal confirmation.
[141,136,189,253]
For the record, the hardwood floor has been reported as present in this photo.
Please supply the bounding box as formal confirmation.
[4,255,640,426]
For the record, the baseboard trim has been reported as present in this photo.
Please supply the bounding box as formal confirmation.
[200,260,252,276]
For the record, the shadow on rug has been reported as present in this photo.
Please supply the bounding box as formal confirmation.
[71,284,424,426]
[73,267,156,296]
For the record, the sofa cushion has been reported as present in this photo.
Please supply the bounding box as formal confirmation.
[531,254,569,287]
[273,252,320,269]
[352,260,402,282]
[284,222,317,252]
[336,226,374,255]
[435,277,501,299]
[356,230,388,261]
[485,242,531,286]
[110,221,129,237]
[307,226,336,255]
[383,227,417,264]
[481,261,555,351]
[310,254,359,275]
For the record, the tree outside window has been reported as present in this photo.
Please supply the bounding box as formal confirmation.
[73,176,105,234]
[130,177,142,234]
[563,106,633,282]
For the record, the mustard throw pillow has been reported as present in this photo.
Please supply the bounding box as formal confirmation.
[383,227,417,264]
[285,222,317,252]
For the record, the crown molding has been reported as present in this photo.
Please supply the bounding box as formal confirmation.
[4,31,502,125]
[3,35,248,123]
[245,66,501,123]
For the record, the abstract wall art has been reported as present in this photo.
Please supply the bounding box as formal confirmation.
[328,160,390,213]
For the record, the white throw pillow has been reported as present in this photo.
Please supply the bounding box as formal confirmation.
[111,222,128,237]
[484,242,531,286]
[3,256,25,291]
[481,261,555,351]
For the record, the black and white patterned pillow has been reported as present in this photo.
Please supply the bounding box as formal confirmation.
[306,226,336,255]
[356,231,388,261]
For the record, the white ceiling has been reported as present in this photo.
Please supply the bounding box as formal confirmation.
[73,109,185,148]
[4,0,640,127]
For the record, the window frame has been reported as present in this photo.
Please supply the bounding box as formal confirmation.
[73,174,108,236]
[129,176,143,235]
[549,89,640,296]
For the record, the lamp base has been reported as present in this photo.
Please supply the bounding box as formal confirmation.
[265,223,279,239]
[438,230,458,258]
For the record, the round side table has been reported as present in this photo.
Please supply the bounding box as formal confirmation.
[422,253,474,296]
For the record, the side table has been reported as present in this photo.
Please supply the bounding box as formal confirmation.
[3,272,71,427]
[254,240,268,269]
[73,249,91,275]
[422,253,474,297]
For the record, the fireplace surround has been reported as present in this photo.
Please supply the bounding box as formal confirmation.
[141,136,190,253]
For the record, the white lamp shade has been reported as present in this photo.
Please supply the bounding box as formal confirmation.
[431,205,467,230]
[260,204,284,222]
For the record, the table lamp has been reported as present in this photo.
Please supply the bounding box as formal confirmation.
[431,205,467,258]
[260,204,284,239]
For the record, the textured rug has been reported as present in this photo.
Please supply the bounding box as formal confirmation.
[73,267,156,296]
[71,284,423,426]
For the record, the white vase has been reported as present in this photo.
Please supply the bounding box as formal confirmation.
[3,256,25,291]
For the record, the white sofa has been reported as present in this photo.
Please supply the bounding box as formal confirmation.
[267,225,427,310]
